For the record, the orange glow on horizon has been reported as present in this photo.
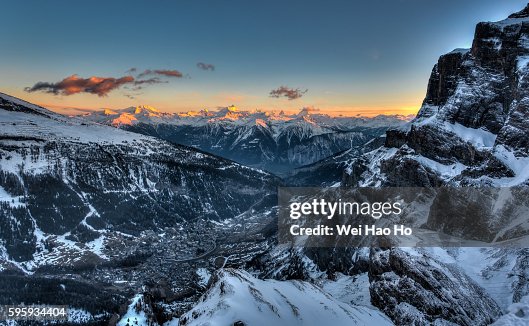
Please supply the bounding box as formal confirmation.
[39,102,421,118]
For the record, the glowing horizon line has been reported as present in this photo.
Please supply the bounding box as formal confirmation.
[39,102,420,118]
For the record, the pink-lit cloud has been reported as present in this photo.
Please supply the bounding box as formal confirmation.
[24,68,182,97]
[25,75,135,97]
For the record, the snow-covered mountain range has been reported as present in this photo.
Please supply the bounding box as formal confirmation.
[81,106,412,173]
[0,92,401,325]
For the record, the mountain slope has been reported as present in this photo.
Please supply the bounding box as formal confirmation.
[0,92,276,270]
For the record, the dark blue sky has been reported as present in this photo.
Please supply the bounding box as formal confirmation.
[1,0,527,115]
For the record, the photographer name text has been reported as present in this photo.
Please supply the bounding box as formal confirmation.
[289,224,412,236]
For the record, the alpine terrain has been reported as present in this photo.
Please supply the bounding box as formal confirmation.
[2,3,529,326]
[81,106,411,174]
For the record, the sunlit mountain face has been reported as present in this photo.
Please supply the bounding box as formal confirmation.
[81,105,413,174]
[87,105,413,127]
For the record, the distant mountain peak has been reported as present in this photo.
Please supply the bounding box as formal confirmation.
[227,105,239,112]
[83,103,414,132]
[103,108,118,115]
[112,112,137,126]
[134,105,160,114]
[297,107,319,117]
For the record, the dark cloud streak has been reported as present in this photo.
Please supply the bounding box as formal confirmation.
[131,77,166,91]
[269,86,307,100]
[133,77,165,86]
[137,69,184,78]
[197,62,215,71]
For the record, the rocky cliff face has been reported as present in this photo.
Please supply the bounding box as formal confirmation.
[369,248,502,325]
[348,5,529,188]
[333,4,529,325]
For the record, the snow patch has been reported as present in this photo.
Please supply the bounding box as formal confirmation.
[517,55,529,72]
[491,295,529,325]
[196,267,211,287]
[414,155,467,179]
[443,122,497,149]
[491,16,529,30]
[117,294,148,326]
[493,145,529,186]
[68,308,94,324]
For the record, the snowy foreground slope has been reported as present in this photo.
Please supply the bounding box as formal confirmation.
[180,269,393,326]
[81,105,411,173]
[114,270,393,326]
[0,91,275,271]
[492,295,529,325]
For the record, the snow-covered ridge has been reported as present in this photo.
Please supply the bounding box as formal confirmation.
[0,92,162,146]
[490,16,529,30]
[82,104,415,139]
[488,3,529,29]
[179,269,393,326]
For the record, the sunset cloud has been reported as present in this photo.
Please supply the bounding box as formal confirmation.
[25,75,135,97]
[197,62,215,71]
[138,69,184,78]
[269,86,307,100]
